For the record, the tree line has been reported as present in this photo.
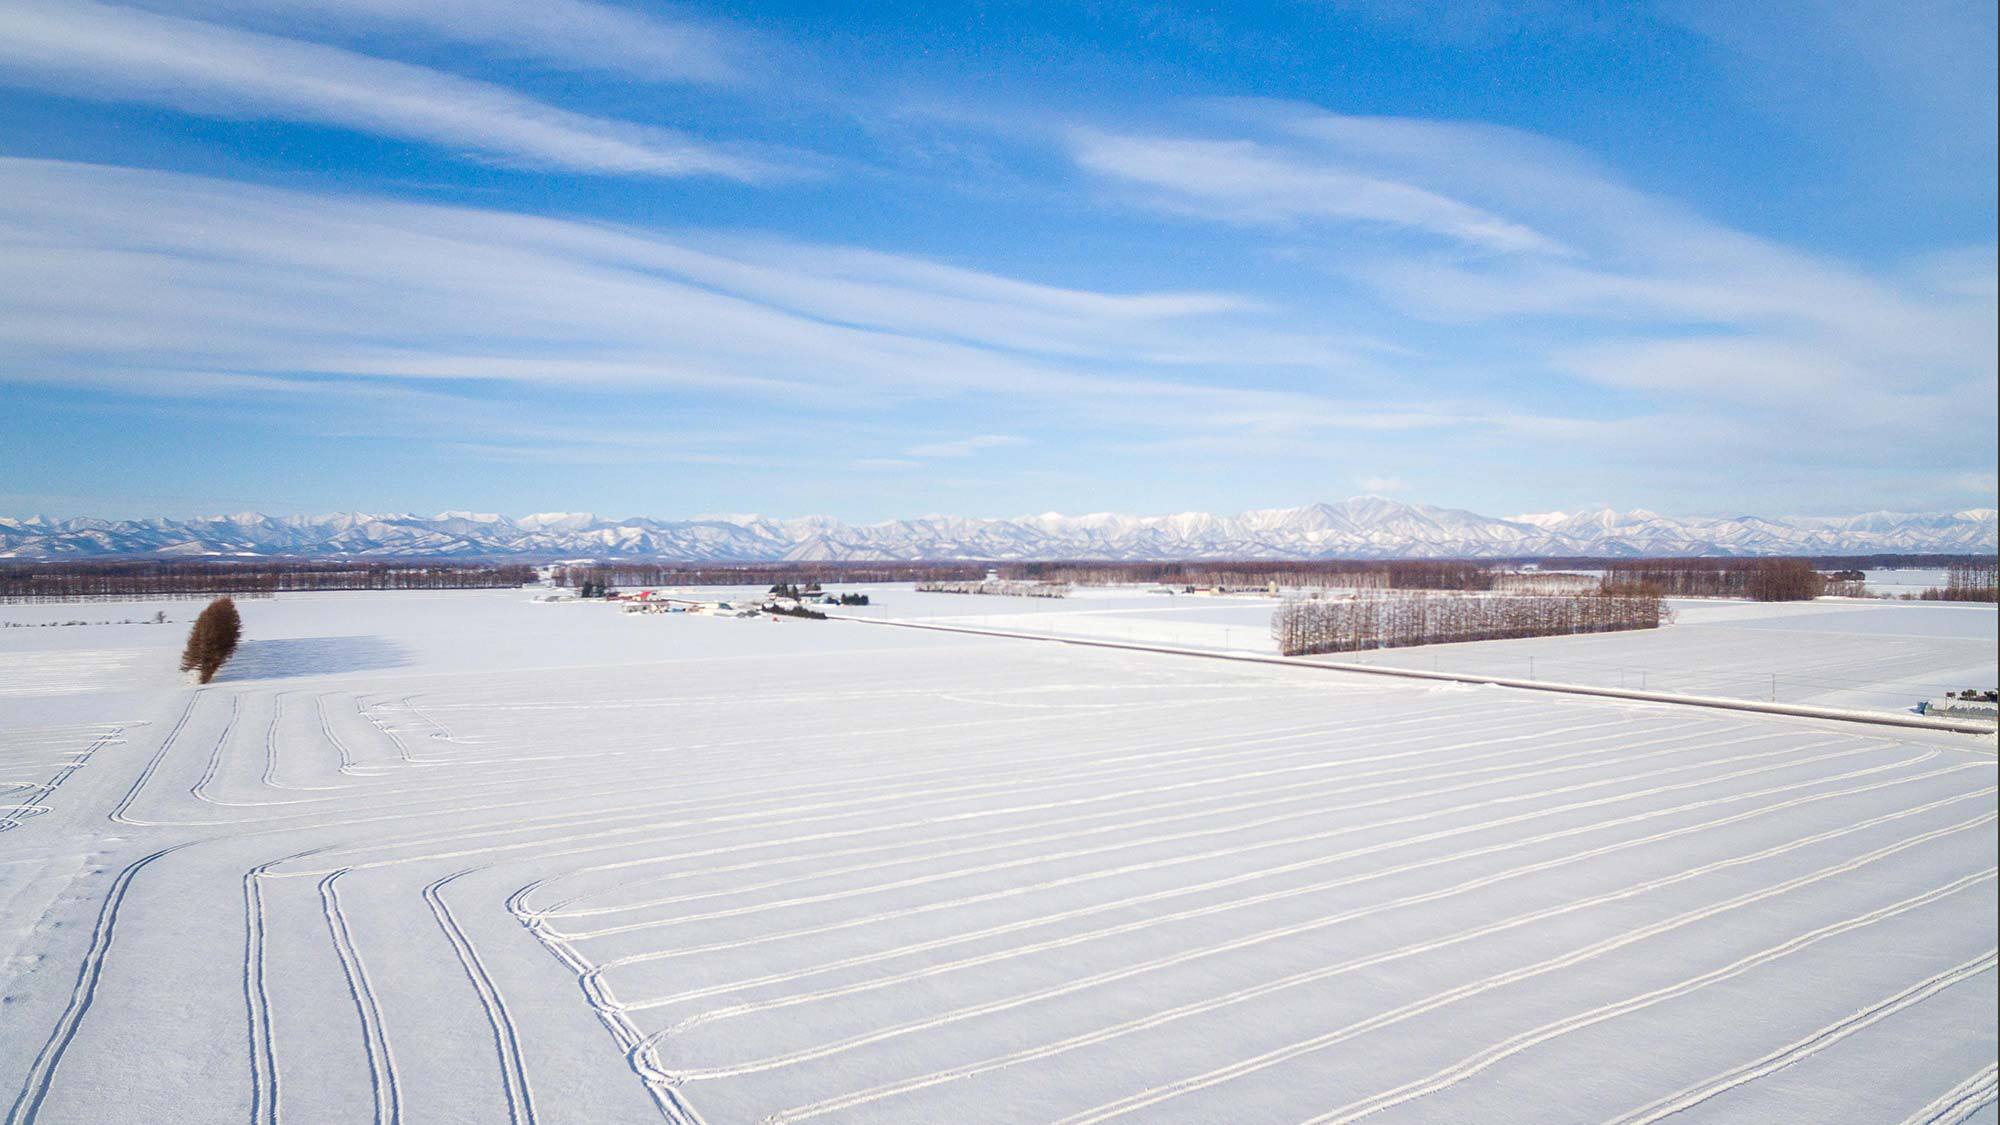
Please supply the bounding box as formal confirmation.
[1015,560,1496,589]
[553,562,989,588]
[1273,590,1663,657]
[916,580,1070,598]
[1599,558,1828,601]
[1012,555,1996,586]
[3,561,536,598]
[1491,572,1601,594]
[1920,560,1999,602]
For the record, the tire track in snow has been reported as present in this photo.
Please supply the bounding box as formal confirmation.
[244,860,279,1125]
[1901,1062,2000,1125]
[360,696,421,766]
[109,690,202,825]
[404,694,488,750]
[1306,897,1997,1123]
[632,758,1963,1013]
[303,708,1658,889]
[16,605,1985,1124]
[335,711,1500,884]
[422,870,537,1125]
[0,724,130,832]
[5,845,189,1125]
[259,693,347,793]
[189,692,244,805]
[764,807,1992,1121]
[243,849,325,1125]
[535,717,1727,921]
[1604,950,1997,1124]
[318,694,360,775]
[652,785,1988,1085]
[596,748,1936,1020]
[395,704,1602,893]
[500,883,709,1125]
[318,870,402,1125]
[259,692,289,792]
[1048,825,1997,1125]
[562,739,1890,949]
[635,770,1990,1029]
[269,694,1482,863]
[187,692,337,810]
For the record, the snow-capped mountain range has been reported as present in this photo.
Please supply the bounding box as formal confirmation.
[2,500,1994,561]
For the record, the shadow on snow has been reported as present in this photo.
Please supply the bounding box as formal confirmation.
[219,635,411,681]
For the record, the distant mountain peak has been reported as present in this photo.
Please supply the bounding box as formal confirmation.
[1,501,1992,561]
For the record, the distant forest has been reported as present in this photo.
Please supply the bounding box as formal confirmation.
[1,560,536,599]
[6,553,1993,602]
[1016,554,1991,580]
[1599,559,1827,601]
[1923,560,2000,601]
[552,562,993,588]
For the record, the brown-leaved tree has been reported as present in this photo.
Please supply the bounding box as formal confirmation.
[179,596,242,683]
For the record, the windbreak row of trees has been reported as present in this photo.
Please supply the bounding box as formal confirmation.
[1564,553,1983,571]
[1600,558,1826,601]
[1273,591,1663,657]
[1492,572,1601,594]
[916,580,1070,598]
[1019,560,1595,592]
[2,561,535,600]
[1921,560,1999,602]
[1017,560,1496,589]
[1021,562,1366,587]
[552,563,988,589]
[1377,562,1495,590]
[1025,554,2000,594]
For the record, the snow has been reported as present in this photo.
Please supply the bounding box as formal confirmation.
[1862,568,1954,596]
[1328,599,1998,713]
[856,588,1997,715]
[2,589,1994,1123]
[838,585,1287,654]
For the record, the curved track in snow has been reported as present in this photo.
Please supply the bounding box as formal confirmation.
[3,590,1993,1123]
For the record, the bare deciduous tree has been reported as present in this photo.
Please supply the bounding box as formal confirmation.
[1273,590,1662,657]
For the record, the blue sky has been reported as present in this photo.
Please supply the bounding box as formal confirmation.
[1,0,1993,522]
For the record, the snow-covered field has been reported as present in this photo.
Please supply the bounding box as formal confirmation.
[839,585,1285,653]
[872,587,1997,714]
[1334,599,1999,713]
[1863,569,1955,597]
[3,589,1995,1123]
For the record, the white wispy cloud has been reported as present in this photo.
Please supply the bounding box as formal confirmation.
[1068,127,1562,253]
[1665,0,1996,181]
[156,0,748,84]
[903,434,1028,458]
[0,0,779,179]
[0,157,1436,441]
[1071,101,1995,419]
